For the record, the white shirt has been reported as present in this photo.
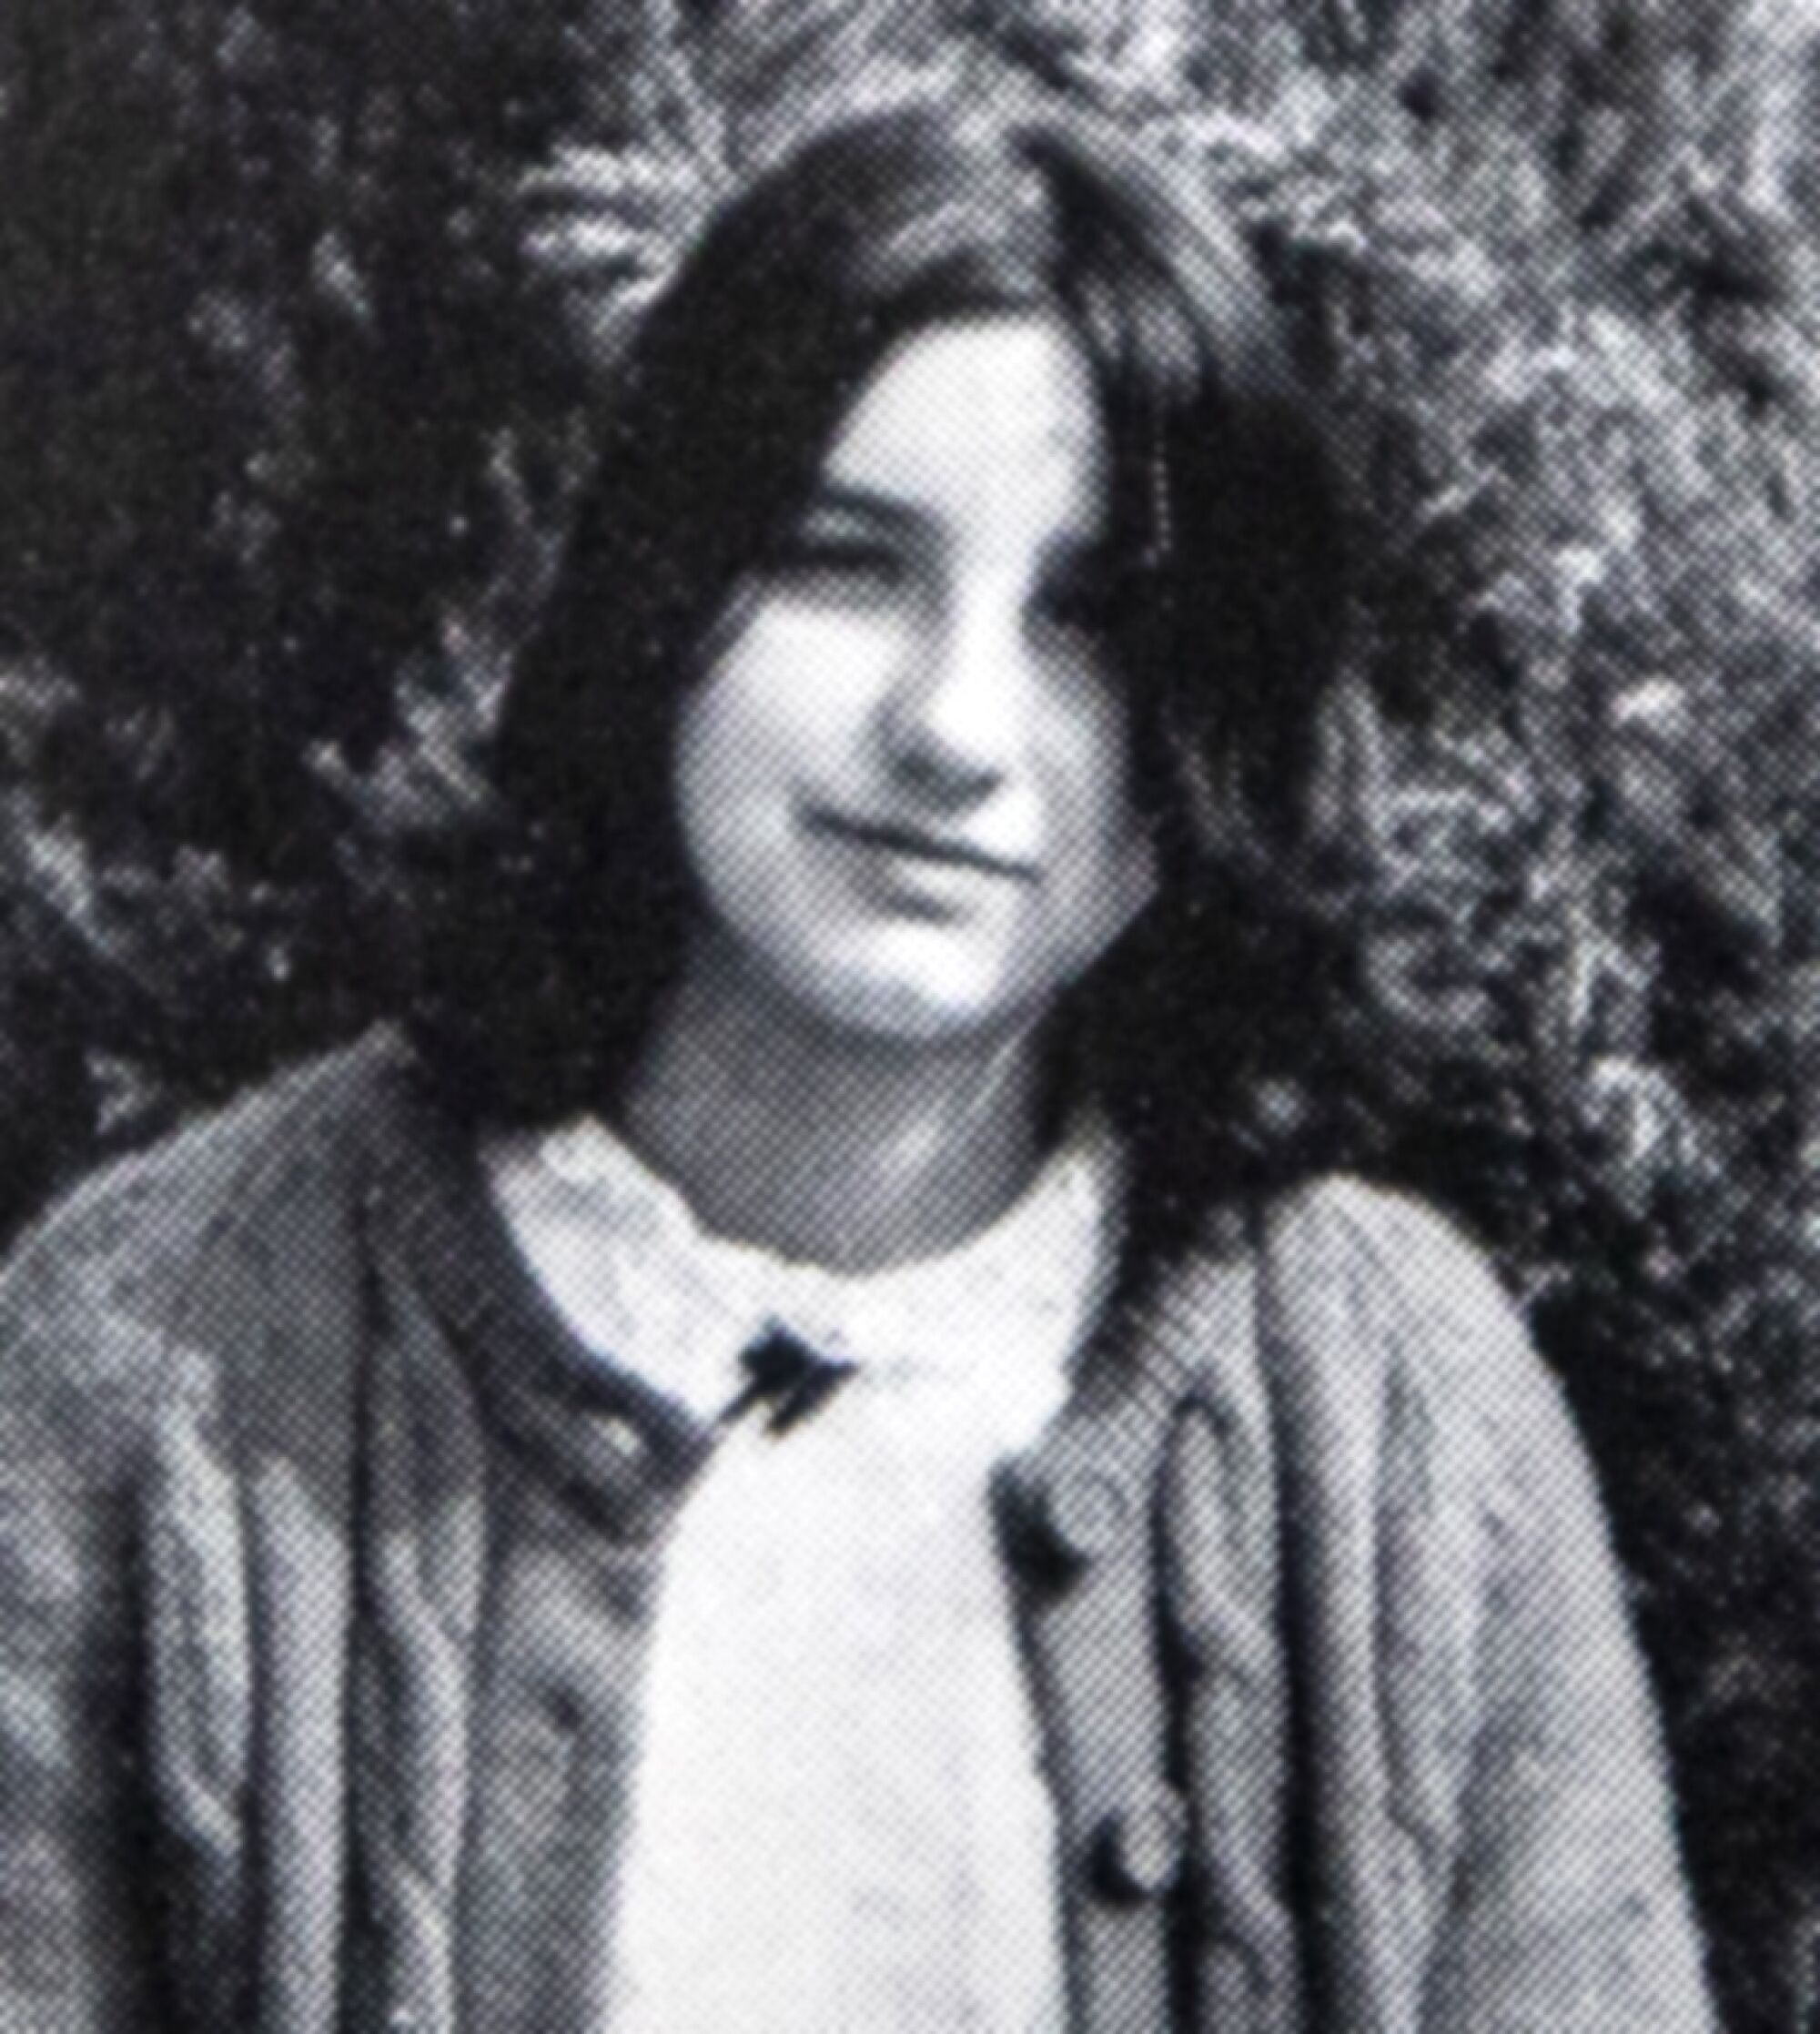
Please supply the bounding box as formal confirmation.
[484,1114,1121,2032]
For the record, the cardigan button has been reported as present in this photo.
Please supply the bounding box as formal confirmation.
[1038,1465,1133,1564]
[592,1414,646,1463]
[1093,1787,1189,1902]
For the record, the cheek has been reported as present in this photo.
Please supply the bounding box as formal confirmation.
[1050,701,1158,922]
[1106,817,1160,919]
[674,706,790,921]
[673,630,871,918]
[1061,821,1158,974]
[677,658,804,824]
[679,612,885,794]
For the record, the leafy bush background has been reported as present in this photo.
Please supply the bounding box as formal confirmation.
[5,0,1820,2021]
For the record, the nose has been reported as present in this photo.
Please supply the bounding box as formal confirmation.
[877,591,1028,804]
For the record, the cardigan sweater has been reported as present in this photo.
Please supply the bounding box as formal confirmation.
[0,1029,1714,2033]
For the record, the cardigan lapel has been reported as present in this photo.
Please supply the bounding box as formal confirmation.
[997,1234,1265,2033]
[1001,1405,1180,2029]
[368,1053,713,2034]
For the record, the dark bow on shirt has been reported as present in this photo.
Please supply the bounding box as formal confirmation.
[722,1325,858,1434]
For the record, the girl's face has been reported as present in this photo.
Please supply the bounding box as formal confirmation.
[673,317,1159,1047]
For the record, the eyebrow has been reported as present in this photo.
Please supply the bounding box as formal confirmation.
[799,481,1110,571]
[797,482,930,537]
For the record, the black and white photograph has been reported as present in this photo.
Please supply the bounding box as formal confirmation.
[0,1,1815,2027]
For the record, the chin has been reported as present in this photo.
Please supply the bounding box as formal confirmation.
[780,957,1029,1049]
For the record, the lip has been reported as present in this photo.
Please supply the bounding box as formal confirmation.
[806,809,1038,882]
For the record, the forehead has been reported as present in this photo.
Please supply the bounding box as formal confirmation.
[819,318,1109,550]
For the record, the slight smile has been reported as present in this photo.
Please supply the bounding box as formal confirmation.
[806,809,1039,882]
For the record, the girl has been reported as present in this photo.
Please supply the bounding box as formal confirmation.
[0,96,1711,2031]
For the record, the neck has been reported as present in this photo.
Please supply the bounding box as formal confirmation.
[615,938,1050,1273]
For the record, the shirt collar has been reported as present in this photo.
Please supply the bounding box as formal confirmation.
[490,1107,1124,1422]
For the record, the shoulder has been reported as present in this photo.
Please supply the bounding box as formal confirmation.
[1257,1174,1582,1503]
[7,1027,405,1289]
[0,1029,409,1433]
[1261,1173,1523,1346]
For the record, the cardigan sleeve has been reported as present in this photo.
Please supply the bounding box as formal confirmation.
[0,1046,380,2034]
[1354,1192,1715,2034]
[0,1160,195,2032]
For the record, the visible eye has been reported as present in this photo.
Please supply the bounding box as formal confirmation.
[1033,553,1126,654]
[763,521,912,603]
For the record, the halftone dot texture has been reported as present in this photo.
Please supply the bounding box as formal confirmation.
[0,1045,1714,2029]
[0,2,1809,2027]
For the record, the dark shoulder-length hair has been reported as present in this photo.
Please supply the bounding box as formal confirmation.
[412,93,1354,1234]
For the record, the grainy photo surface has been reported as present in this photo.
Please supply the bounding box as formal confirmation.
[1,4,1815,2028]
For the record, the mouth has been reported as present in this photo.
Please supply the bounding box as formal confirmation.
[806,809,1038,883]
